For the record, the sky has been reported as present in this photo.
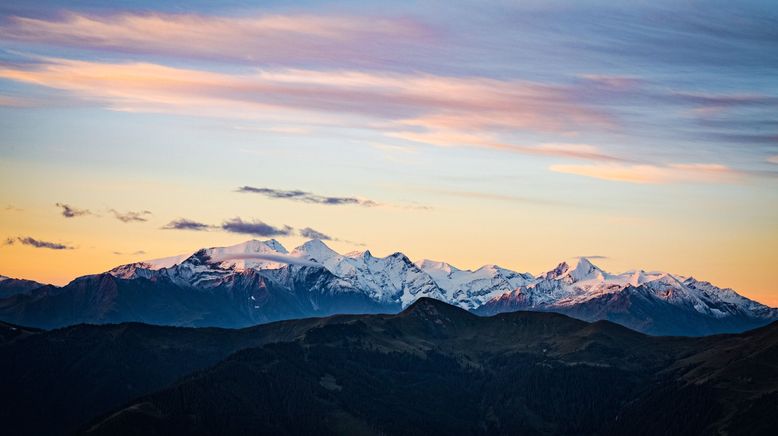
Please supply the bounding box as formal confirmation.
[0,0,777,305]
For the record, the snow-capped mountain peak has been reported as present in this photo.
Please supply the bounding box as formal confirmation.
[415,259,533,309]
[262,239,288,254]
[569,257,606,282]
[415,259,460,275]
[291,239,338,261]
[101,238,776,335]
[546,262,570,280]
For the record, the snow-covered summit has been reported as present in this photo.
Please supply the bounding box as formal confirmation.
[105,239,775,326]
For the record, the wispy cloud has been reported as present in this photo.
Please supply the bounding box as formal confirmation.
[298,227,332,241]
[4,236,74,250]
[549,162,741,184]
[0,12,434,68]
[768,155,778,164]
[433,190,571,207]
[4,205,23,212]
[55,202,91,218]
[109,209,152,223]
[161,218,213,231]
[0,58,620,162]
[161,216,345,243]
[237,186,378,207]
[113,250,147,256]
[221,217,293,237]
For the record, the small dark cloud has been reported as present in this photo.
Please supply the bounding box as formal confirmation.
[161,218,213,231]
[670,92,778,108]
[4,236,74,250]
[237,186,378,207]
[299,227,332,240]
[56,202,91,218]
[575,255,609,260]
[109,209,152,223]
[5,205,23,212]
[221,217,293,237]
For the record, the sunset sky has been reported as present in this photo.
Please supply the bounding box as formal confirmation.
[1,1,777,305]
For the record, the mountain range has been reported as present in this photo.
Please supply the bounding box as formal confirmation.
[1,239,776,335]
[2,298,777,435]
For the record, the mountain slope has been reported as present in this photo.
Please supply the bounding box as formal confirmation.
[0,264,388,329]
[474,259,777,335]
[0,275,46,298]
[608,321,778,435]
[2,299,775,435]
[0,314,355,436]
[79,300,775,436]
[416,259,533,308]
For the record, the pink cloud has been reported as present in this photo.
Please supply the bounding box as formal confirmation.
[0,57,621,161]
[549,162,742,184]
[0,12,435,68]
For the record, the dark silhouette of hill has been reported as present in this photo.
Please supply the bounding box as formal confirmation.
[1,299,775,435]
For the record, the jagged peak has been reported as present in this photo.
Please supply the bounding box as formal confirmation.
[575,256,596,270]
[262,238,288,254]
[387,252,414,265]
[569,257,606,282]
[545,262,570,279]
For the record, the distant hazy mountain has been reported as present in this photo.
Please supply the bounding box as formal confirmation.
[0,275,46,298]
[1,239,775,335]
[2,299,776,435]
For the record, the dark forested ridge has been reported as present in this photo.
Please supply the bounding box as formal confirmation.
[2,298,776,436]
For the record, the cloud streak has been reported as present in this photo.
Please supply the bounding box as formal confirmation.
[4,236,74,250]
[161,218,213,231]
[298,227,332,241]
[55,202,91,218]
[109,209,152,223]
[161,216,344,243]
[11,54,770,170]
[550,162,742,184]
[0,58,622,162]
[0,12,434,69]
[237,186,378,207]
[221,217,293,237]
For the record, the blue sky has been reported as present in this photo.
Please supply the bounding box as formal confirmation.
[0,0,777,304]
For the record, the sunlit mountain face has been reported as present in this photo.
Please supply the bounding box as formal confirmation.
[1,1,777,435]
